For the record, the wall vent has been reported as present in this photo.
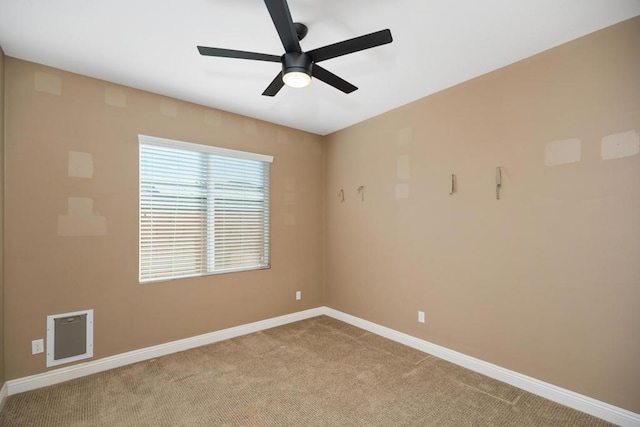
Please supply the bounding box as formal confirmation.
[46,309,94,367]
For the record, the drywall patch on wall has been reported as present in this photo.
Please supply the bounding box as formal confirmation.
[544,138,581,166]
[68,151,94,178]
[284,192,296,206]
[104,87,126,108]
[244,120,257,135]
[277,130,289,145]
[204,110,222,127]
[34,72,61,96]
[57,198,107,236]
[284,178,296,192]
[601,130,639,160]
[285,213,296,226]
[395,183,410,199]
[397,155,411,180]
[397,127,413,147]
[159,100,177,118]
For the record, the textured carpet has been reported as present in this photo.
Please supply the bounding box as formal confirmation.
[0,316,612,426]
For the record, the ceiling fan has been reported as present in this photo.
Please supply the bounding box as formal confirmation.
[197,0,393,97]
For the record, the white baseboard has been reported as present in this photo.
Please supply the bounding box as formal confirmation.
[5,306,639,427]
[6,307,324,396]
[323,307,640,427]
[0,382,7,410]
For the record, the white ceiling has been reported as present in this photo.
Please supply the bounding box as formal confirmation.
[1,1,639,135]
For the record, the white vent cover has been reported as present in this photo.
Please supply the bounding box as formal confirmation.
[46,309,94,367]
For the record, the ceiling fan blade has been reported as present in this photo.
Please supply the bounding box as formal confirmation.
[197,46,281,62]
[307,29,392,63]
[312,65,358,94]
[264,0,301,53]
[262,72,285,96]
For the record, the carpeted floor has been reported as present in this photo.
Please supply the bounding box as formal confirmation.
[0,316,612,426]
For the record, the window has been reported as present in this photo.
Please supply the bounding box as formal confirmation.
[139,135,273,283]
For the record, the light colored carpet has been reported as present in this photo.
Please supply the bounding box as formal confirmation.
[0,316,612,426]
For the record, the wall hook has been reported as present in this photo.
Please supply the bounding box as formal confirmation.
[357,186,365,202]
[449,174,456,195]
[338,189,345,202]
[496,167,502,200]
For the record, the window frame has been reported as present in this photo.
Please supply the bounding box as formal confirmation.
[138,134,273,283]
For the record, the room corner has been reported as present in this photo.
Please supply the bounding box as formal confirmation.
[0,43,7,405]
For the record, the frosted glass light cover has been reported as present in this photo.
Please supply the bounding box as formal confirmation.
[283,71,311,88]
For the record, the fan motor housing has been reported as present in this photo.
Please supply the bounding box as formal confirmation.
[282,52,313,76]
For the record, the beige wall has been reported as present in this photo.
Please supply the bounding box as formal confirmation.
[325,17,640,413]
[4,58,325,379]
[0,45,5,385]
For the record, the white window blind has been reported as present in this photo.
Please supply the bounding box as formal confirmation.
[139,135,272,283]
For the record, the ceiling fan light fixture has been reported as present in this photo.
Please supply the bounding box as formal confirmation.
[281,52,313,88]
[283,71,311,88]
[197,0,393,97]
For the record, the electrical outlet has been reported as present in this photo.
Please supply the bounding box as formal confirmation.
[418,311,425,324]
[32,339,44,355]
[295,291,302,301]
